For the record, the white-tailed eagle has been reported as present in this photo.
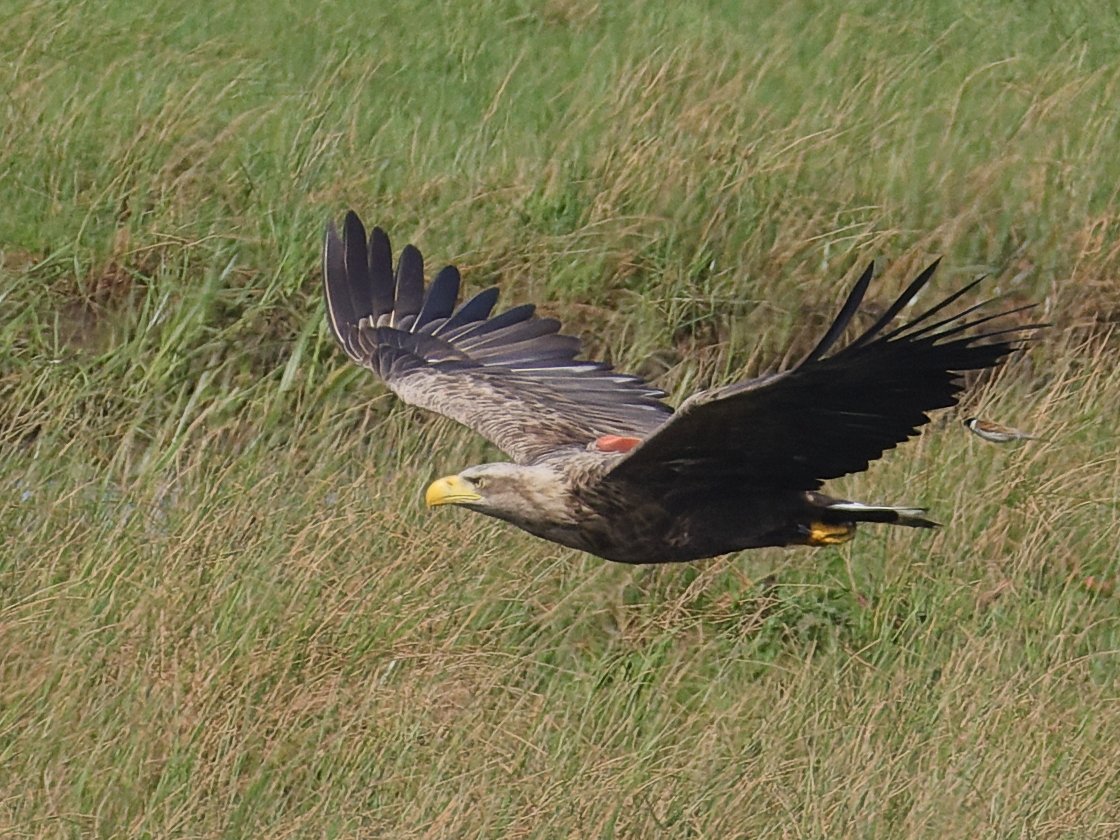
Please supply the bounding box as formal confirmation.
[323,211,1041,563]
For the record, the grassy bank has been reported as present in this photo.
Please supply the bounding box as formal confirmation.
[2,0,1119,836]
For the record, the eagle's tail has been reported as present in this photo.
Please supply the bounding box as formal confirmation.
[818,500,939,528]
[810,488,939,527]
[795,496,938,547]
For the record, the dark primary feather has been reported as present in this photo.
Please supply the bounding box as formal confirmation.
[393,244,424,327]
[367,224,395,320]
[415,265,460,329]
[845,260,942,351]
[802,260,877,363]
[323,212,673,463]
[604,260,1044,493]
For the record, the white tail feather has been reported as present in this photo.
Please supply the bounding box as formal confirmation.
[827,501,927,518]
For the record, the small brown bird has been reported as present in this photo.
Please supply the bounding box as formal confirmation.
[963,417,1038,443]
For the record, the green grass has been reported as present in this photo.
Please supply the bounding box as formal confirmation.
[3,0,1120,836]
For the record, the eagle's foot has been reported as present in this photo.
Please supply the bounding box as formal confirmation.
[806,521,856,546]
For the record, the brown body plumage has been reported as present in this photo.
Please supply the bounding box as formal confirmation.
[324,211,1042,563]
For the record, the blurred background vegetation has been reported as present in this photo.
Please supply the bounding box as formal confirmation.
[2,0,1118,836]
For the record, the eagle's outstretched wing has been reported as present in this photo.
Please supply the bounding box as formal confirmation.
[603,260,1045,492]
[323,211,672,463]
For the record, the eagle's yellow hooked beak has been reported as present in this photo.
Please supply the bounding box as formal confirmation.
[425,474,482,507]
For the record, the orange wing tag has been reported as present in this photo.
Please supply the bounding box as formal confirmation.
[592,435,642,453]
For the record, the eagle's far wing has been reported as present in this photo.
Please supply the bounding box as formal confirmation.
[324,212,672,464]
[603,260,1045,492]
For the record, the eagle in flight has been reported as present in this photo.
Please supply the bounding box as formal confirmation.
[323,211,1039,563]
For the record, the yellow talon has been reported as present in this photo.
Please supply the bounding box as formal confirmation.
[807,522,856,546]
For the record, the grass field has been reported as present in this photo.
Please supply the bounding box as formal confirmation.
[3,0,1120,836]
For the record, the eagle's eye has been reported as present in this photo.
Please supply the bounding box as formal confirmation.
[474,477,488,490]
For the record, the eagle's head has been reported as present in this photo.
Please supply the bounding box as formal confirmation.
[424,462,574,526]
